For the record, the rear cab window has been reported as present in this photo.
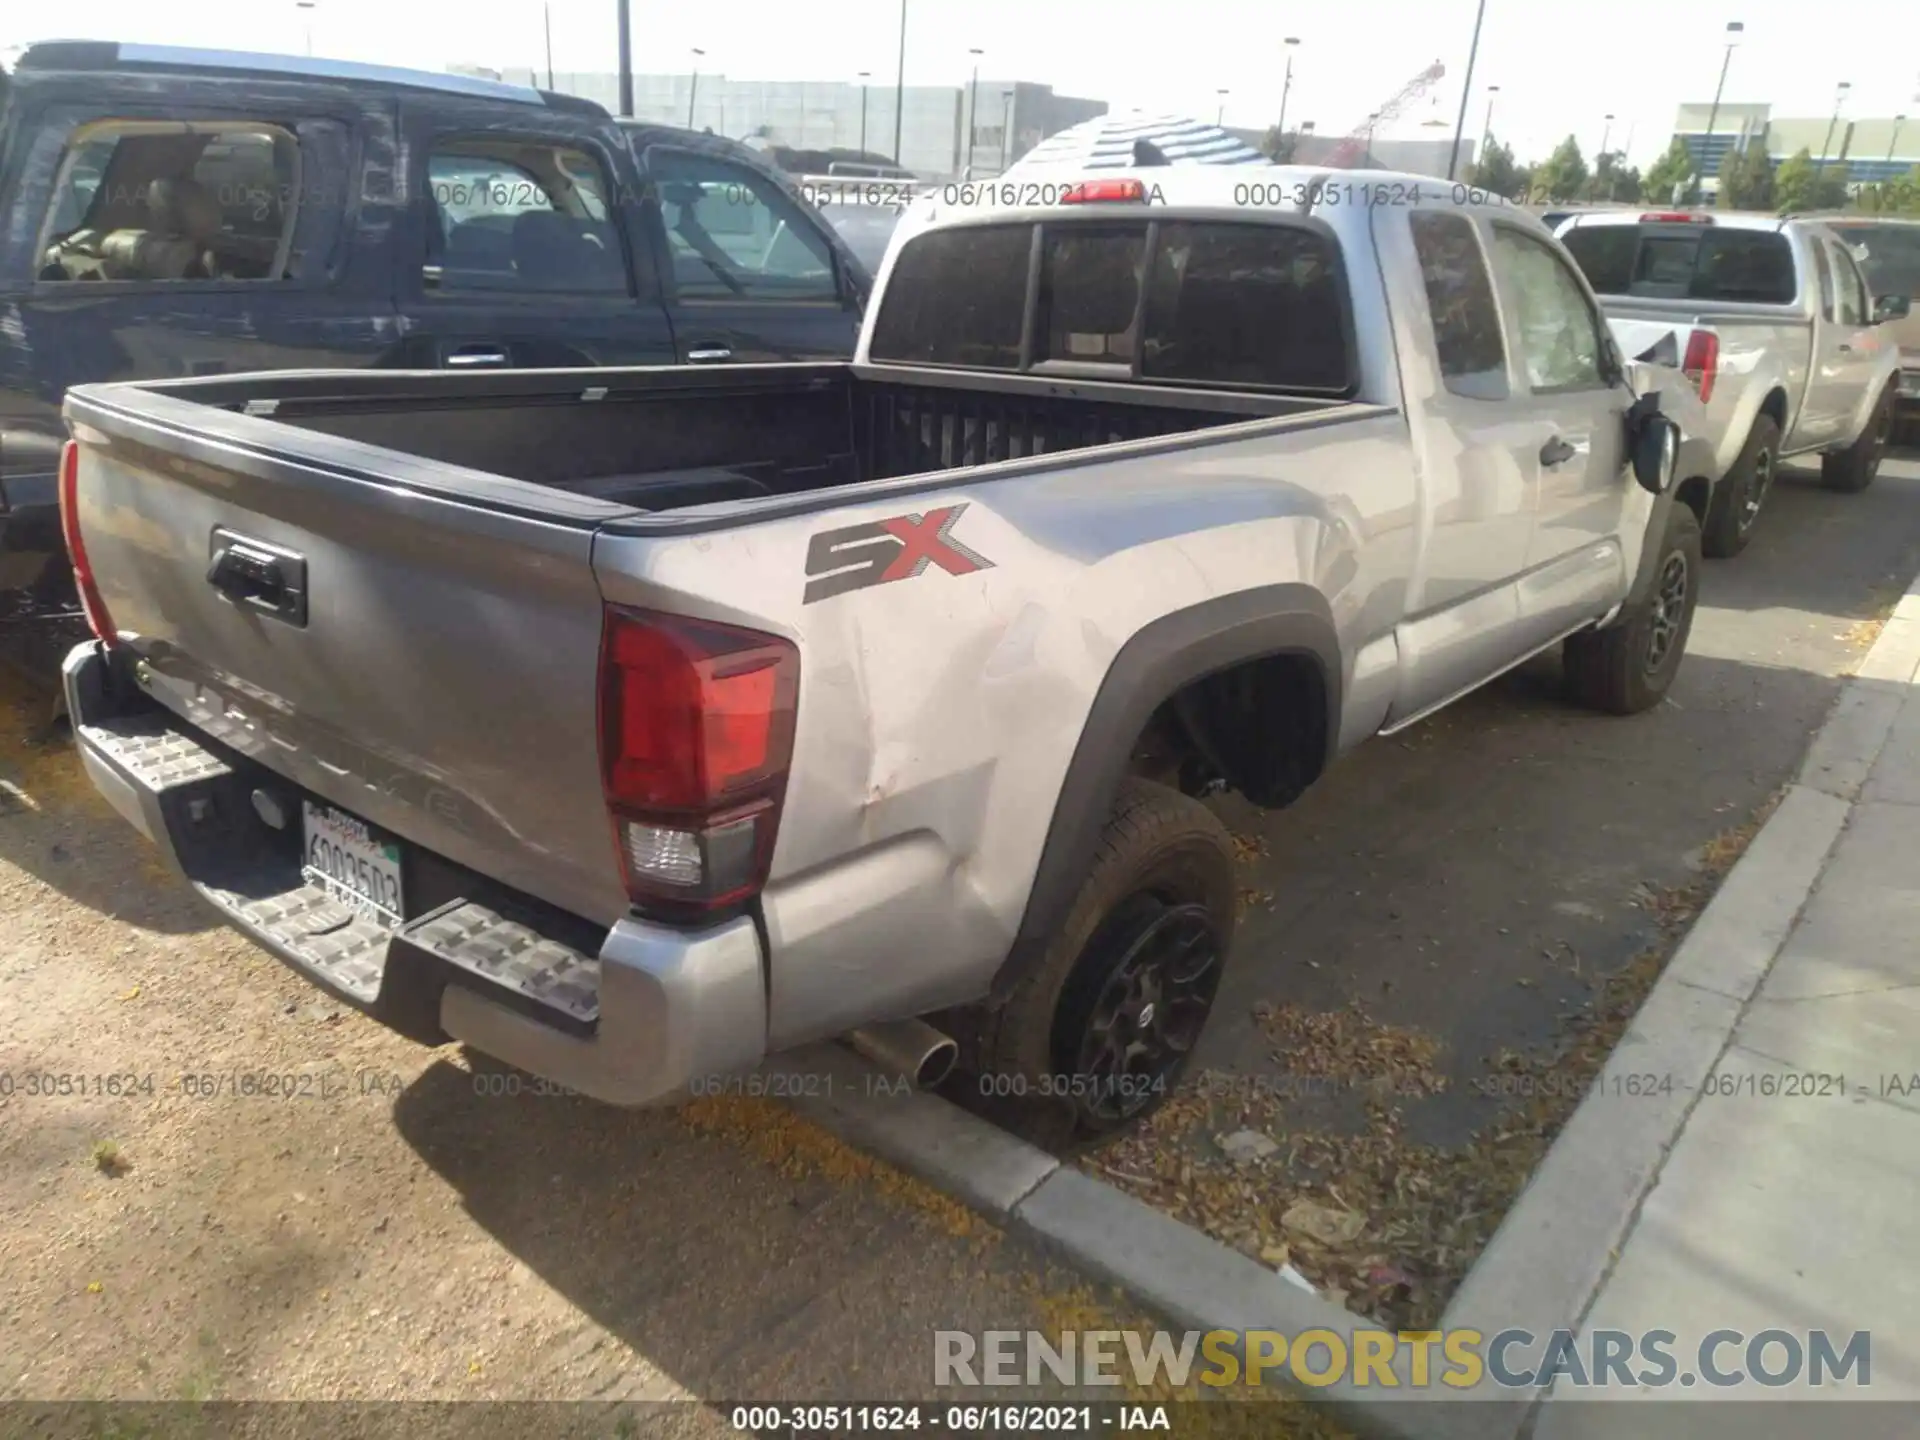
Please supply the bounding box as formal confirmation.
[38,119,324,283]
[1408,211,1508,401]
[869,216,1354,395]
[1560,222,1798,305]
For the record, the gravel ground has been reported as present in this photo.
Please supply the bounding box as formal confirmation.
[0,671,1353,1437]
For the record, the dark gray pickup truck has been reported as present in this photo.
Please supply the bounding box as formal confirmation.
[0,40,870,671]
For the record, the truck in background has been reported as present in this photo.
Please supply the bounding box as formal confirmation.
[1556,209,1908,557]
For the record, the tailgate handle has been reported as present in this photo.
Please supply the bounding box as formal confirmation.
[207,531,308,627]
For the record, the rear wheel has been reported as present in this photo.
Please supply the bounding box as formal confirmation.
[1821,386,1895,493]
[1563,503,1701,715]
[967,779,1236,1144]
[1701,414,1779,559]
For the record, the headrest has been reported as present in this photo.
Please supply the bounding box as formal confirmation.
[147,177,223,243]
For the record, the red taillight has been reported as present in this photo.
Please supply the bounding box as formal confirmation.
[1060,178,1147,205]
[1640,211,1712,223]
[597,606,798,915]
[1682,329,1720,404]
[57,440,117,647]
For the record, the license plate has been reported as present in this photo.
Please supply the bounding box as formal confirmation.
[302,801,404,923]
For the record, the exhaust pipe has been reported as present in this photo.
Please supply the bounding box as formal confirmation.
[844,1018,959,1089]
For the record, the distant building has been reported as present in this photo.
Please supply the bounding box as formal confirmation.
[480,68,1105,180]
[1669,103,1918,189]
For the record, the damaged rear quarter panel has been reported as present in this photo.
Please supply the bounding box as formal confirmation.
[589,408,1414,1049]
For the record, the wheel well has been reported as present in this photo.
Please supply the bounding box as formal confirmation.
[1128,651,1328,809]
[1759,388,1788,430]
[1674,474,1711,525]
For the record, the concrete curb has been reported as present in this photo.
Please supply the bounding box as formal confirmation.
[788,1042,1446,1438]
[786,570,1920,1440]
[1436,567,1920,1437]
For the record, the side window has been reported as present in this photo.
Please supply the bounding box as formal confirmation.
[425,138,625,295]
[1409,211,1509,401]
[1490,227,1609,393]
[1810,240,1836,322]
[646,150,838,301]
[1829,241,1867,325]
[38,121,302,283]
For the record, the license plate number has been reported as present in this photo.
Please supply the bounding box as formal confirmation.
[302,801,403,922]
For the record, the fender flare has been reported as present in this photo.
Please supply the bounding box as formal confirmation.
[987,584,1342,1003]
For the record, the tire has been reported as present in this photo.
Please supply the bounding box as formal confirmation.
[1563,503,1702,716]
[1821,386,1895,494]
[1701,414,1780,559]
[966,779,1236,1144]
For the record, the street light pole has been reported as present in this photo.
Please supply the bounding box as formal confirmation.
[1366,111,1380,162]
[543,4,555,89]
[688,49,704,129]
[616,0,633,117]
[1446,0,1489,181]
[1276,37,1300,138]
[893,0,908,165]
[1000,90,1014,171]
[1218,89,1230,127]
[859,72,872,155]
[1701,19,1744,200]
[295,0,315,56]
[966,48,984,176]
[1820,80,1851,170]
[1892,114,1908,165]
[1594,113,1614,199]
[1479,83,1498,163]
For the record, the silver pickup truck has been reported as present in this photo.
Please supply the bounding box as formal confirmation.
[1556,210,1909,559]
[59,170,1711,1139]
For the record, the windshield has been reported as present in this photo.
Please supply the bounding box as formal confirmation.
[1829,223,1920,297]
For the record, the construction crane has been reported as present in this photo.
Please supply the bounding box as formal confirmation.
[1329,60,1446,168]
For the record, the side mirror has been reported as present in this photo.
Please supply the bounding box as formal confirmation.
[1632,413,1681,496]
[1874,294,1913,323]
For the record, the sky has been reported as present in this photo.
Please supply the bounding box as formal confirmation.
[5,0,1917,169]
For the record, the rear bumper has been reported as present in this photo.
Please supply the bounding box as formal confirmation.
[63,641,767,1105]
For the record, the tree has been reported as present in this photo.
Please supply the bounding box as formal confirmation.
[1773,147,1848,213]
[1588,151,1641,204]
[1643,137,1698,207]
[1716,143,1774,211]
[1531,136,1590,203]
[1850,166,1920,216]
[1468,138,1524,198]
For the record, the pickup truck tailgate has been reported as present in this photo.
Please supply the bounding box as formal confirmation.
[64,384,630,930]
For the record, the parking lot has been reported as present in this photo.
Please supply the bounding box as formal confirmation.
[0,449,1914,1412]
[1075,451,1920,1328]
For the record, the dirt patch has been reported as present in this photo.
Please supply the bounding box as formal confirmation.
[0,667,1119,1406]
[1085,793,1785,1332]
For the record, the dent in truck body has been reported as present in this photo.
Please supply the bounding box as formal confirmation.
[590,406,1407,1048]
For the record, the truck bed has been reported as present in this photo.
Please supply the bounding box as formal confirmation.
[93,362,1339,523]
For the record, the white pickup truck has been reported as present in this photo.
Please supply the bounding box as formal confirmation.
[1556,210,1909,558]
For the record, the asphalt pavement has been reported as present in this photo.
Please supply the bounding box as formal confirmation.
[1203,452,1920,1140]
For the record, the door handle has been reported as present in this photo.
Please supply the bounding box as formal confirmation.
[1837,343,1854,354]
[1539,436,1578,467]
[686,345,734,364]
[207,530,308,627]
[446,346,509,367]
